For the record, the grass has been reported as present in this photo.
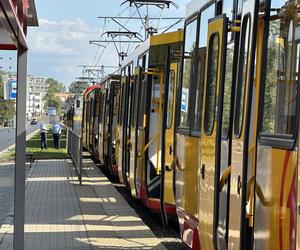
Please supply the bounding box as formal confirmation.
[0,129,69,162]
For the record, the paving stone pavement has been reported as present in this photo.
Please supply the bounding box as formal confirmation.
[0,159,166,250]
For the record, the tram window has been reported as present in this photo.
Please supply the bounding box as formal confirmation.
[204,33,219,135]
[192,4,215,133]
[261,17,299,136]
[86,101,90,123]
[119,83,126,126]
[76,100,80,109]
[105,93,110,125]
[222,0,233,20]
[234,15,251,137]
[131,77,138,127]
[192,49,205,132]
[167,70,175,128]
[127,83,133,128]
[179,19,198,129]
[222,44,234,138]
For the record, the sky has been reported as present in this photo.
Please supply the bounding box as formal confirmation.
[24,0,190,87]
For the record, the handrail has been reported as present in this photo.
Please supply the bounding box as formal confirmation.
[138,132,159,158]
[66,126,82,185]
[219,165,232,191]
[168,155,185,171]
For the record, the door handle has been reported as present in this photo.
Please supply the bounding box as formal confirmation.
[127,141,132,151]
[201,164,205,179]
[169,146,173,155]
[237,175,242,195]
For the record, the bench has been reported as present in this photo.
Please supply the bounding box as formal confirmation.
[26,152,34,168]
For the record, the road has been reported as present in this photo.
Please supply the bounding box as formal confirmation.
[0,123,39,153]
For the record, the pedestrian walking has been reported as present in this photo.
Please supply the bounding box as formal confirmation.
[40,123,48,150]
[52,123,62,149]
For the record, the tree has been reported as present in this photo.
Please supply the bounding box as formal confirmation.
[0,71,15,125]
[46,78,66,92]
[44,78,66,114]
[68,80,89,95]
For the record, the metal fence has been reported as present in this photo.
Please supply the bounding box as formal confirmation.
[66,127,82,185]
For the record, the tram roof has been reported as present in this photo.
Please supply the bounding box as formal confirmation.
[121,30,183,68]
[186,0,209,19]
[121,38,151,67]
[83,84,103,96]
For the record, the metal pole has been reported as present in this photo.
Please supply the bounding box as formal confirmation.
[13,48,27,250]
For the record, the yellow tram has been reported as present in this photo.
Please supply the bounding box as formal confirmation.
[66,0,300,248]
[116,30,183,220]
[174,0,300,249]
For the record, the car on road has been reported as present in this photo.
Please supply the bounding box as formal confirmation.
[3,121,12,127]
[31,117,38,125]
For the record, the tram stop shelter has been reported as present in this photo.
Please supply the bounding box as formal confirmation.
[0,0,38,249]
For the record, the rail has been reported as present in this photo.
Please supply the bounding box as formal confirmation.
[64,124,82,185]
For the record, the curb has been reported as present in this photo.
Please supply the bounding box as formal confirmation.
[0,129,39,157]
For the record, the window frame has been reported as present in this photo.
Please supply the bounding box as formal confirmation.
[204,32,220,136]
[167,70,175,129]
[176,2,216,137]
[257,10,300,150]
[177,13,199,135]
[233,14,251,138]
[191,3,216,137]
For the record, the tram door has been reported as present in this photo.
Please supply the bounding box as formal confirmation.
[124,71,134,190]
[162,62,178,210]
[228,0,259,247]
[146,71,163,200]
[198,15,228,249]
[93,92,101,156]
[98,91,106,164]
[298,99,300,250]
[117,76,127,183]
[253,0,300,248]
[127,68,141,198]
[103,89,110,163]
[108,82,119,174]
[88,97,94,152]
[135,67,149,200]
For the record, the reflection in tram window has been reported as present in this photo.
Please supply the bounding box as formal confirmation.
[167,71,175,128]
[193,49,206,132]
[179,19,197,129]
[234,15,251,137]
[261,14,299,135]
[204,34,219,135]
[222,44,234,138]
[192,4,215,133]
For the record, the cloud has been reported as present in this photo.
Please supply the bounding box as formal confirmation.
[28,18,98,56]
[27,17,114,85]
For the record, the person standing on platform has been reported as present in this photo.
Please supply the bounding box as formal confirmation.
[52,123,62,149]
[40,123,48,150]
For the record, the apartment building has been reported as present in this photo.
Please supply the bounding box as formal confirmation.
[26,75,49,117]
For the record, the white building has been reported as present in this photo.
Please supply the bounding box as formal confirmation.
[26,75,49,117]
